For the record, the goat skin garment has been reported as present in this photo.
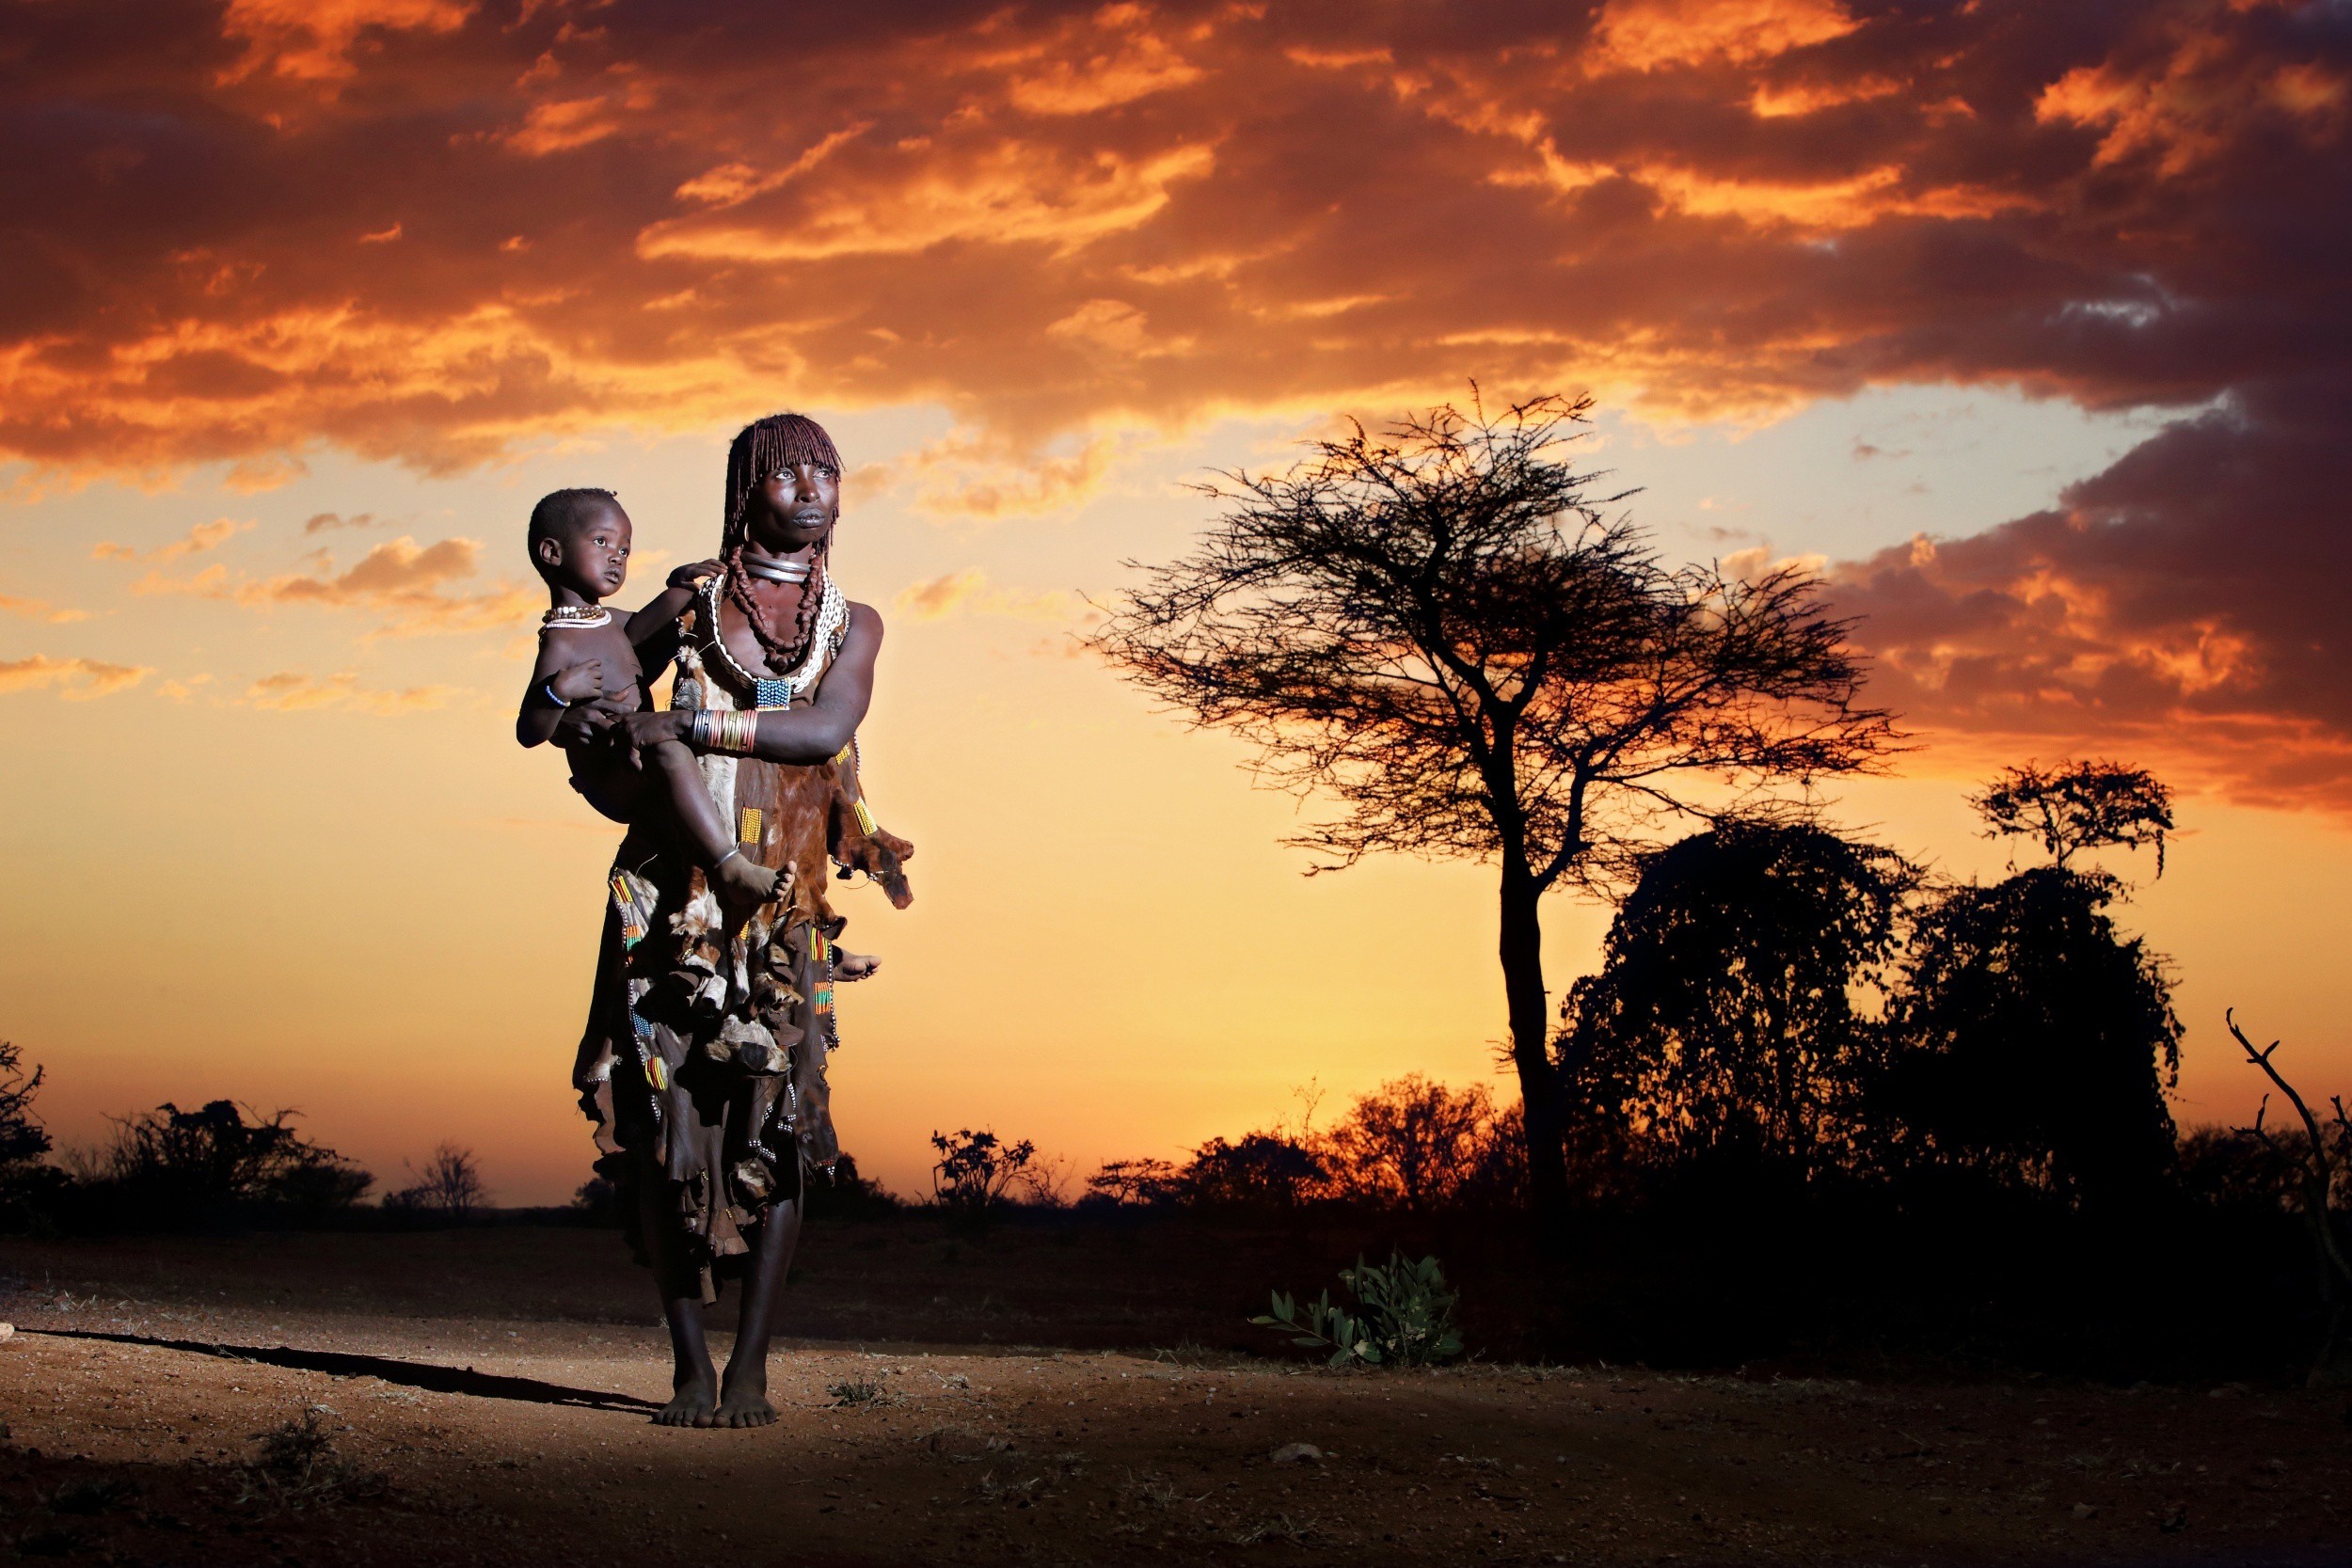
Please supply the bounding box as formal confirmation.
[571,600,875,1304]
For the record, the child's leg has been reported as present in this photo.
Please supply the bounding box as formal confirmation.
[644,738,783,909]
[569,748,653,825]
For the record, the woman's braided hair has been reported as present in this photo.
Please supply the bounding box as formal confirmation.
[722,413,843,671]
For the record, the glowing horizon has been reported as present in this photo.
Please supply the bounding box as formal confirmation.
[4,0,2347,1202]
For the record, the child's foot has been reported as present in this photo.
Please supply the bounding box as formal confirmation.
[712,850,785,915]
[835,949,881,982]
[656,1369,720,1427]
[715,1366,776,1428]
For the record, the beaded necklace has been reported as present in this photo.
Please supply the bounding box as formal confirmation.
[700,573,847,709]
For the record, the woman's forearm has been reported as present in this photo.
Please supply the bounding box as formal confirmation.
[748,705,856,764]
[671,704,853,764]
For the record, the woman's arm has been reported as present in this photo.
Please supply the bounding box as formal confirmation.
[621,603,882,764]
[626,560,723,669]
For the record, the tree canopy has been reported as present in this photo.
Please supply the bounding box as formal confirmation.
[1970,759,2173,876]
[1560,822,1916,1183]
[1092,390,1899,1232]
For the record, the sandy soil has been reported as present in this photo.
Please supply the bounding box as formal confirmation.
[0,1225,2344,1566]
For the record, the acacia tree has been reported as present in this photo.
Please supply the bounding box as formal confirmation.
[1970,760,2172,876]
[1092,392,1898,1233]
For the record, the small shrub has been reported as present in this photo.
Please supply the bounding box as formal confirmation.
[238,1408,386,1511]
[930,1129,1035,1232]
[826,1376,888,1408]
[572,1176,625,1225]
[383,1143,485,1219]
[1084,1157,1184,1208]
[1251,1250,1464,1368]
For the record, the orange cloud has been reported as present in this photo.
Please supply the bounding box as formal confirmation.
[1595,0,1857,72]
[894,568,1091,626]
[242,670,467,713]
[91,517,251,563]
[23,0,2313,475]
[8,0,2296,472]
[6,0,2349,800]
[2037,5,2348,177]
[218,0,471,85]
[0,655,153,699]
[122,534,536,635]
[0,593,89,625]
[1832,382,2352,810]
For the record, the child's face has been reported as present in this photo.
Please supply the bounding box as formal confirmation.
[540,504,633,599]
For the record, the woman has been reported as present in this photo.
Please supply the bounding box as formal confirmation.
[567,411,911,1428]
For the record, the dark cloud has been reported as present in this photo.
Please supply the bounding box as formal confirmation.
[1833,366,2352,806]
[2,0,2346,795]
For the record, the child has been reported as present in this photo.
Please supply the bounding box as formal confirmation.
[516,487,785,913]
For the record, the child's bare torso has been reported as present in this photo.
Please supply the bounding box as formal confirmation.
[543,610,660,817]
[548,613,650,715]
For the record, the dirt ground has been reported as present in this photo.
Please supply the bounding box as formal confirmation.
[0,1222,2345,1566]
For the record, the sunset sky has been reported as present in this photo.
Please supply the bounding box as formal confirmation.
[4,0,2347,1203]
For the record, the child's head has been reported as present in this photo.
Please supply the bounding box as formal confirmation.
[529,488,631,599]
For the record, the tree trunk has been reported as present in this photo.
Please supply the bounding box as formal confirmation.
[1500,857,1570,1243]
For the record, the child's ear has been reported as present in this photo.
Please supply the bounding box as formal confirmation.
[536,534,564,570]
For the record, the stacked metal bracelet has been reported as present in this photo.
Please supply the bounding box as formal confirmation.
[690,708,758,753]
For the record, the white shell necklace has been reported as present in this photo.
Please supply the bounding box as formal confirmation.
[701,572,846,709]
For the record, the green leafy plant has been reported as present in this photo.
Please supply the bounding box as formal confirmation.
[1250,1250,1464,1367]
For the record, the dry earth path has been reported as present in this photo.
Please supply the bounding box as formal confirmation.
[0,1229,2344,1565]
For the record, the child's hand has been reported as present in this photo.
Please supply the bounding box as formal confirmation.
[548,658,606,704]
[668,558,724,590]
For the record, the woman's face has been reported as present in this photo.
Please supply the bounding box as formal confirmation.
[746,460,840,552]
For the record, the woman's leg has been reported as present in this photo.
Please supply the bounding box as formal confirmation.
[715,1194,801,1427]
[638,1174,722,1427]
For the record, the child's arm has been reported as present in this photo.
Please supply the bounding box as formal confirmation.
[627,559,724,668]
[516,629,607,748]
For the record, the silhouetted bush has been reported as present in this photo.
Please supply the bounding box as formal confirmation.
[383,1143,486,1220]
[0,1040,65,1232]
[1321,1075,1499,1211]
[930,1128,1034,1233]
[1883,866,2181,1210]
[1082,1157,1184,1210]
[1558,822,1915,1190]
[1183,1133,1327,1210]
[805,1152,900,1219]
[57,1101,372,1231]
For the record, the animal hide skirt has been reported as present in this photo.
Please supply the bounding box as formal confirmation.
[580,837,842,1305]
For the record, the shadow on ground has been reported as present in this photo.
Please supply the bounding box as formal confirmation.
[19,1327,656,1412]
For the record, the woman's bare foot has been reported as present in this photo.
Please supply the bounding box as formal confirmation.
[835,949,881,982]
[656,1368,720,1427]
[715,1366,776,1428]
[712,850,785,915]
